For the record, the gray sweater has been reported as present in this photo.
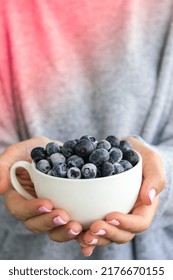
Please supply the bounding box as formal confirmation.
[0,0,173,259]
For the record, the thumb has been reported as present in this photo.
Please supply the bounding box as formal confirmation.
[0,136,51,194]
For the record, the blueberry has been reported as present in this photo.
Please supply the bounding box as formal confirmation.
[119,160,133,171]
[109,148,123,163]
[80,135,96,142]
[50,153,66,165]
[119,140,132,153]
[61,140,77,158]
[52,163,68,178]
[74,139,94,158]
[81,163,97,179]
[67,155,84,169]
[80,135,98,149]
[89,148,109,166]
[101,162,114,177]
[36,159,51,174]
[96,140,111,151]
[67,167,81,179]
[31,147,47,163]
[113,162,124,174]
[46,142,61,156]
[123,149,139,166]
[106,135,120,148]
[47,170,53,176]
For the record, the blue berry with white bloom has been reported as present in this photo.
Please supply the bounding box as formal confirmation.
[89,148,109,166]
[81,163,97,179]
[36,159,51,174]
[67,155,84,169]
[109,148,123,163]
[101,162,114,177]
[119,160,133,171]
[52,163,68,178]
[113,162,124,174]
[62,140,77,158]
[67,167,81,179]
[97,140,111,151]
[74,139,94,157]
[46,142,61,156]
[50,153,66,165]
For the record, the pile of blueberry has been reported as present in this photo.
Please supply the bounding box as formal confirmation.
[31,135,139,179]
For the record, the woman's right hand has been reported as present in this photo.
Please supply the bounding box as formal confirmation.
[0,136,82,242]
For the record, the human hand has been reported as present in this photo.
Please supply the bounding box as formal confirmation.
[77,137,165,256]
[0,136,82,242]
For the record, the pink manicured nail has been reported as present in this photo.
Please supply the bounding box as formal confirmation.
[53,216,67,225]
[39,206,52,213]
[91,229,106,236]
[67,229,80,237]
[107,219,120,226]
[148,188,156,203]
[85,238,98,245]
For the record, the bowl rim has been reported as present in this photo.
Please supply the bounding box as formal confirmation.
[32,151,142,182]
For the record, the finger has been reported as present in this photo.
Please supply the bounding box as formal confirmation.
[106,197,159,234]
[24,209,70,233]
[76,233,96,257]
[81,245,96,257]
[47,221,82,243]
[127,137,166,205]
[82,220,134,245]
[5,189,54,220]
[140,150,165,205]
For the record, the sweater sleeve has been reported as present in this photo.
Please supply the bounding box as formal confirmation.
[0,81,19,153]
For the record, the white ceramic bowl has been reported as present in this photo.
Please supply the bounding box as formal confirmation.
[10,152,142,229]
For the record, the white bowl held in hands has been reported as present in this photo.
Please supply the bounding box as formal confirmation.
[10,153,142,229]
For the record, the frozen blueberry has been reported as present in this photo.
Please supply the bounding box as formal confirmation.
[119,140,132,153]
[113,162,124,174]
[89,148,109,166]
[106,135,120,148]
[123,149,139,166]
[36,159,51,174]
[109,148,123,163]
[61,140,77,158]
[80,135,98,149]
[50,153,66,165]
[74,139,94,158]
[67,167,81,179]
[80,135,96,142]
[101,162,114,177]
[46,142,61,156]
[119,160,133,171]
[47,170,53,176]
[52,163,68,178]
[31,147,47,163]
[81,163,97,179]
[97,140,111,151]
[67,155,84,169]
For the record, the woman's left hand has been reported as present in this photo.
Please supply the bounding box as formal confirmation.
[77,137,165,257]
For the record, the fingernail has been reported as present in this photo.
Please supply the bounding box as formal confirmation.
[80,242,88,247]
[53,216,68,226]
[91,229,106,236]
[67,229,80,237]
[85,238,98,245]
[148,188,156,203]
[39,206,52,213]
[106,219,120,226]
